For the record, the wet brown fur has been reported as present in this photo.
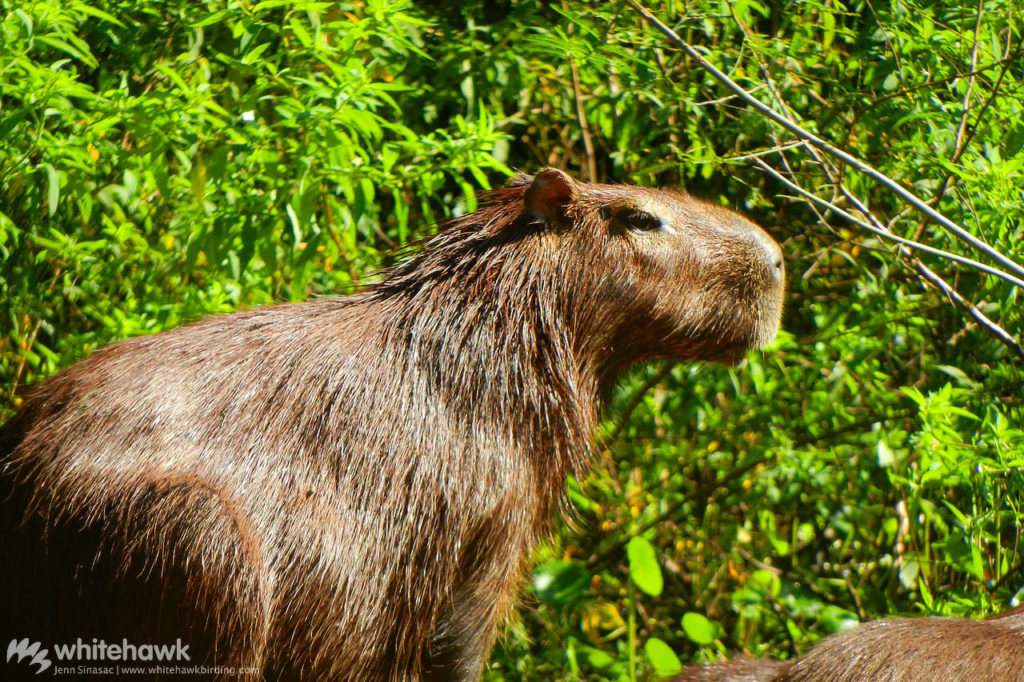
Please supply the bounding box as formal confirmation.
[0,169,784,681]
[674,607,1024,682]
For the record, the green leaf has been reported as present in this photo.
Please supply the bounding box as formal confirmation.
[898,559,919,589]
[0,109,30,141]
[877,439,895,467]
[192,9,230,27]
[821,606,860,633]
[566,476,594,512]
[73,4,127,27]
[14,8,33,35]
[575,645,622,673]
[34,34,98,67]
[42,164,60,217]
[681,612,719,645]
[644,637,682,677]
[627,536,663,596]
[289,18,313,48]
[153,63,190,93]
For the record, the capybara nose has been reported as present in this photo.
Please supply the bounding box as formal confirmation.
[753,227,784,284]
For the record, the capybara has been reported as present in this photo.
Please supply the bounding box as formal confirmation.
[675,606,1024,682]
[0,169,785,681]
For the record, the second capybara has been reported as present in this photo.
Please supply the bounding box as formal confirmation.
[675,607,1024,682]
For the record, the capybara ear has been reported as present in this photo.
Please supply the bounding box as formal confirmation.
[524,168,577,222]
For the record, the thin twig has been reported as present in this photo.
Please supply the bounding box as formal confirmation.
[914,261,1024,360]
[904,4,1014,239]
[954,0,985,166]
[719,141,805,163]
[569,56,597,182]
[692,85,768,107]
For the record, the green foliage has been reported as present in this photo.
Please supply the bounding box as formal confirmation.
[643,637,682,677]
[680,612,720,646]
[2,0,1023,680]
[534,561,591,607]
[628,536,665,597]
[0,0,510,407]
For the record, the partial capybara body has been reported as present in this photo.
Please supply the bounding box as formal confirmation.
[0,169,785,681]
[676,656,789,681]
[675,607,1024,682]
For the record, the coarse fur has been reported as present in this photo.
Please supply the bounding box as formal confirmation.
[674,657,790,681]
[0,169,785,681]
[674,607,1024,682]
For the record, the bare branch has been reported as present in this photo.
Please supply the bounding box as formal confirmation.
[719,141,805,163]
[569,56,597,183]
[624,0,1024,280]
[753,159,1024,291]
[755,159,1024,359]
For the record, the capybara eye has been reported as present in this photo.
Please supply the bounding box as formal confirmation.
[598,206,611,221]
[624,210,661,232]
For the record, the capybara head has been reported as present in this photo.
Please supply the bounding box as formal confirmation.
[379,168,785,376]
[527,169,785,365]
